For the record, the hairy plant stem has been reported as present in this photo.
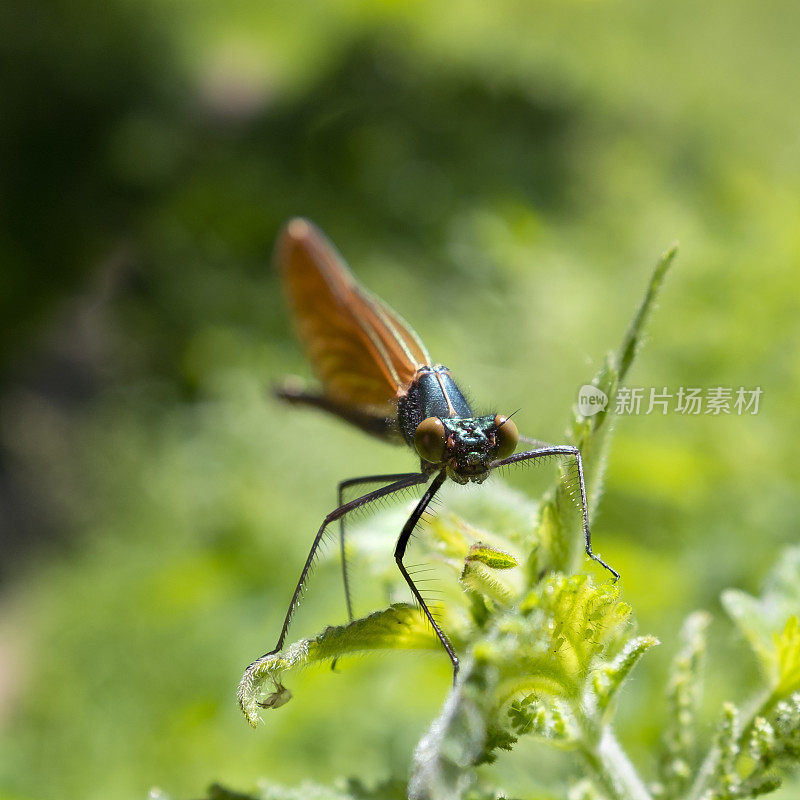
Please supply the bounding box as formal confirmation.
[576,707,654,800]
[685,686,776,800]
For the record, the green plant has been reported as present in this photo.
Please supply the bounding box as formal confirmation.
[183,245,800,799]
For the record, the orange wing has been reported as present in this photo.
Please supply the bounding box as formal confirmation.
[275,218,431,414]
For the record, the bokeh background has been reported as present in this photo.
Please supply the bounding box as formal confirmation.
[1,1,798,798]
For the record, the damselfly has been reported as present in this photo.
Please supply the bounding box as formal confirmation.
[260,218,618,679]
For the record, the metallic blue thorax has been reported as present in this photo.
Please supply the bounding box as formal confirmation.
[397,365,473,444]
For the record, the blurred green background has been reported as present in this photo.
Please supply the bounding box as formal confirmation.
[1,1,798,798]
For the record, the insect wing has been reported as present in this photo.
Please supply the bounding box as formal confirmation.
[275,218,431,412]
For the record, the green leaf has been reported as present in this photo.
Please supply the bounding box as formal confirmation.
[460,560,519,607]
[592,635,660,714]
[409,570,637,799]
[238,604,439,727]
[534,244,678,578]
[722,547,800,697]
[465,543,518,570]
[508,693,576,742]
[460,543,521,607]
[774,617,800,698]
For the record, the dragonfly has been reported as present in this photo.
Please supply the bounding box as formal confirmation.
[261,217,618,680]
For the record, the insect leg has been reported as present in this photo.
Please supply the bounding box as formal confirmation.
[249,471,429,670]
[393,470,460,681]
[274,381,397,440]
[493,444,620,581]
[337,473,419,621]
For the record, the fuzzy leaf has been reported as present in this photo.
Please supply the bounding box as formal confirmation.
[592,635,660,713]
[238,604,439,726]
[409,569,638,800]
[499,573,633,700]
[534,244,677,578]
[508,693,577,742]
[459,542,521,606]
[773,617,800,698]
[722,547,800,697]
[460,560,518,607]
[465,543,518,570]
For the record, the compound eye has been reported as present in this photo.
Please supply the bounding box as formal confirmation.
[414,417,447,463]
[493,414,518,460]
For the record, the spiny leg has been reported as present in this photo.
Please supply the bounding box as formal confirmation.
[393,470,460,681]
[248,471,429,677]
[493,444,620,581]
[337,473,419,621]
[330,473,420,673]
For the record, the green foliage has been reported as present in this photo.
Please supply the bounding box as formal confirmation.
[538,244,678,578]
[238,604,440,727]
[406,562,653,800]
[231,507,800,800]
[225,248,800,800]
[667,549,800,800]
[721,550,800,700]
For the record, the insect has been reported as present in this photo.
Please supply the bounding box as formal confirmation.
[260,217,618,680]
